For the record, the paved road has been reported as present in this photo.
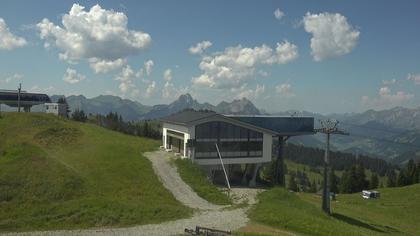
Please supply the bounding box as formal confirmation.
[7,151,255,236]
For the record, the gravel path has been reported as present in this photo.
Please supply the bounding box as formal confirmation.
[144,151,224,210]
[6,150,256,236]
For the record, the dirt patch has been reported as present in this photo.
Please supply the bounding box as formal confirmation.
[34,127,82,146]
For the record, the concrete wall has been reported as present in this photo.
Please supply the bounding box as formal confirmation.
[162,122,191,158]
[45,103,67,117]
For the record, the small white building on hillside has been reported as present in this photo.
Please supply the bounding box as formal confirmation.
[45,103,68,117]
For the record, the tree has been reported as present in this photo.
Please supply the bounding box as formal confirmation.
[71,109,87,122]
[309,179,317,193]
[397,170,409,187]
[355,164,368,191]
[339,169,351,193]
[57,96,70,118]
[386,170,396,187]
[329,169,339,193]
[288,172,298,192]
[406,159,417,185]
[143,120,149,137]
[416,162,420,184]
[369,173,379,189]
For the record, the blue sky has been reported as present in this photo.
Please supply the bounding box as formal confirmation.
[0,0,419,114]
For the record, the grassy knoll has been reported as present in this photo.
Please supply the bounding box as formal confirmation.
[246,184,420,235]
[0,113,192,232]
[173,158,232,205]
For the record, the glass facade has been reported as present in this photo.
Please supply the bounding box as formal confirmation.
[195,121,263,159]
[0,92,51,102]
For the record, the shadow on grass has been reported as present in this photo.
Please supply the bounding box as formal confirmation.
[332,213,392,233]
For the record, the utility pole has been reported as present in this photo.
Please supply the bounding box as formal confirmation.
[315,119,349,215]
[17,83,22,112]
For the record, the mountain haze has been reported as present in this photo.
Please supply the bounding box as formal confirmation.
[55,93,261,121]
[50,93,420,163]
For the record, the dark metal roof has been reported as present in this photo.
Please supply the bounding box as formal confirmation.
[227,115,315,136]
[159,110,218,125]
[161,110,315,136]
[0,90,51,107]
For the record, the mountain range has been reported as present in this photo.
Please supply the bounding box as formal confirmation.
[39,94,420,164]
[52,93,261,120]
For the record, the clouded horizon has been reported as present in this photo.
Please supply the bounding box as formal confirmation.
[1,0,419,114]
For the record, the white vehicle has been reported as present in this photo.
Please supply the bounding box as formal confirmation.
[362,190,380,199]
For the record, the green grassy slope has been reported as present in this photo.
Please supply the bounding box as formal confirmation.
[248,184,420,235]
[173,158,231,205]
[0,113,192,232]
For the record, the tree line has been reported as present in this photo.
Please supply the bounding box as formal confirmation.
[284,143,396,176]
[285,159,420,194]
[71,109,162,139]
[386,159,420,188]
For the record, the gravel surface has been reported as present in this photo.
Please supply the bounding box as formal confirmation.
[5,151,261,236]
[7,208,247,236]
[145,151,224,210]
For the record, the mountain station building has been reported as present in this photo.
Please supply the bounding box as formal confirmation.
[0,89,51,112]
[160,110,315,186]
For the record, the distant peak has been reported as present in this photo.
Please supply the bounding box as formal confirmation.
[178,93,193,100]
[175,93,194,104]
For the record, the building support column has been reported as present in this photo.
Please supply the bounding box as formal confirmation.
[275,136,286,186]
[183,134,187,158]
[241,164,249,185]
[249,163,261,187]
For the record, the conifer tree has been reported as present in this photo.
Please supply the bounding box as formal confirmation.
[386,170,396,187]
[369,173,379,189]
[71,109,87,122]
[288,172,298,192]
[397,170,408,187]
[406,159,416,185]
[309,179,317,193]
[329,169,339,193]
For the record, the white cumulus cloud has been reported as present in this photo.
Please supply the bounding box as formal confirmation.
[276,83,295,97]
[382,79,397,85]
[89,58,126,74]
[1,73,23,84]
[145,81,156,98]
[235,84,265,100]
[162,81,188,100]
[164,69,172,81]
[114,65,142,94]
[63,68,86,84]
[189,40,212,55]
[144,60,154,76]
[37,4,151,71]
[0,18,27,50]
[192,41,298,89]
[303,12,360,61]
[407,73,420,85]
[274,8,285,20]
[362,86,414,109]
